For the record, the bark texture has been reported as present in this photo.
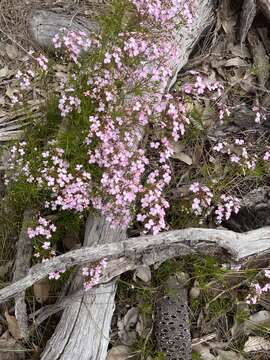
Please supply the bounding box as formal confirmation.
[13,209,33,339]
[2,226,270,304]
[41,216,126,360]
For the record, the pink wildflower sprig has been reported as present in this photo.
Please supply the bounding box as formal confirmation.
[252,105,266,124]
[130,0,194,29]
[246,270,270,304]
[28,216,66,280]
[189,182,241,224]
[189,182,213,217]
[6,144,91,213]
[136,142,172,234]
[215,194,240,224]
[82,258,108,291]
[183,72,224,98]
[52,30,100,64]
[213,139,257,171]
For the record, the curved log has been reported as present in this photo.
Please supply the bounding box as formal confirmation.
[1,226,270,304]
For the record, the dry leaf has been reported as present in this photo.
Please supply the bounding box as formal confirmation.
[228,44,251,58]
[106,345,132,360]
[175,153,193,165]
[5,45,19,60]
[0,66,9,78]
[217,350,243,360]
[246,310,270,332]
[244,336,270,352]
[192,344,216,360]
[248,31,270,87]
[240,0,256,44]
[4,310,22,340]
[224,57,247,67]
[33,279,50,304]
[5,87,17,99]
[134,266,151,283]
[0,331,25,360]
[118,307,139,346]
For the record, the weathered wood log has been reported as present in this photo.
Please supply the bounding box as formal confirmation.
[258,0,270,20]
[41,216,126,360]
[29,9,100,50]
[2,226,270,304]
[12,209,33,340]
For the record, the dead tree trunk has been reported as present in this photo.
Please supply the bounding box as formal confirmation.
[41,216,126,360]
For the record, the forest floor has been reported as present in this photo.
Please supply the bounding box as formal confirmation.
[0,0,270,359]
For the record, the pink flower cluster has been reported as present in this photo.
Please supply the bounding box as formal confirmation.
[52,30,100,63]
[6,145,91,213]
[58,90,81,117]
[74,20,190,230]
[162,95,190,141]
[213,139,257,170]
[246,270,270,304]
[27,216,64,279]
[8,0,197,235]
[36,55,49,71]
[189,182,241,224]
[252,105,266,124]
[16,69,35,90]
[27,216,57,240]
[184,71,224,97]
[189,182,213,216]
[130,0,193,28]
[4,141,28,185]
[182,70,230,123]
[9,52,49,106]
[39,148,91,213]
[82,258,108,291]
[27,216,65,280]
[215,194,240,224]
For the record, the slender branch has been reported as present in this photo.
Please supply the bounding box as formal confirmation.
[1,227,270,304]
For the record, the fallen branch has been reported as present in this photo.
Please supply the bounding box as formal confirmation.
[12,209,33,340]
[2,226,270,304]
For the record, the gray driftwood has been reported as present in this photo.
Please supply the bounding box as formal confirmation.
[41,216,126,360]
[29,10,99,50]
[2,226,270,304]
[12,209,33,339]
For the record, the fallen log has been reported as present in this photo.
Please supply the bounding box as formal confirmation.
[29,9,100,50]
[41,216,126,360]
[12,209,33,340]
[2,226,270,304]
